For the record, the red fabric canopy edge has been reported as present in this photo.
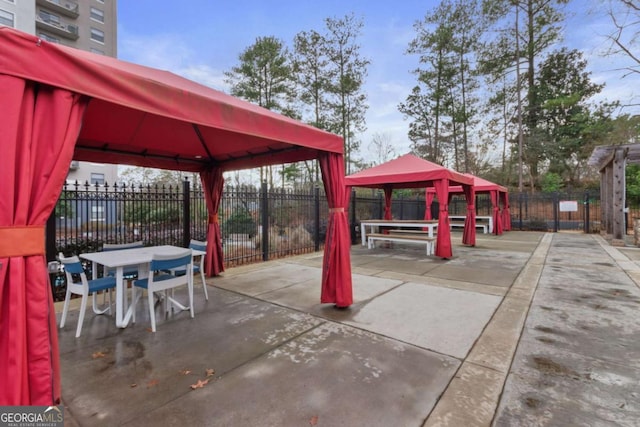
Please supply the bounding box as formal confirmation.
[345,154,473,188]
[0,28,343,164]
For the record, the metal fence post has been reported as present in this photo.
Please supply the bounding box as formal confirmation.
[377,192,383,219]
[314,185,320,251]
[351,188,357,245]
[584,192,590,233]
[261,181,269,261]
[518,192,523,230]
[46,209,60,299]
[553,192,559,232]
[183,177,191,248]
[46,209,57,263]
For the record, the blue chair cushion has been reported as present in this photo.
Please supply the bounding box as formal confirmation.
[87,277,117,293]
[107,266,139,279]
[150,254,192,271]
[63,261,85,275]
[169,265,200,277]
[134,274,174,289]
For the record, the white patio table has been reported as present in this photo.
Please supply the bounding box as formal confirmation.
[360,219,439,246]
[80,245,203,328]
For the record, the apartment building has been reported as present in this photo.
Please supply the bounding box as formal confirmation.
[0,0,118,185]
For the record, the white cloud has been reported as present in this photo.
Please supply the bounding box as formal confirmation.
[562,1,640,114]
[119,31,190,70]
[118,28,228,92]
[360,78,414,159]
[180,64,229,92]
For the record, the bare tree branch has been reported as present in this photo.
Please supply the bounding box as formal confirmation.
[605,0,640,74]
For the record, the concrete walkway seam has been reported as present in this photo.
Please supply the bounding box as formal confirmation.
[423,233,553,427]
[594,234,640,291]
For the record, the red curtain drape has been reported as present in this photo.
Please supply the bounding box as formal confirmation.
[462,184,476,246]
[200,167,225,277]
[501,192,511,231]
[0,76,87,405]
[424,190,435,220]
[319,153,353,307]
[383,187,392,220]
[434,179,452,258]
[490,190,504,235]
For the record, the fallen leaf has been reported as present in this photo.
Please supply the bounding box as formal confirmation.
[130,384,138,388]
[146,328,153,333]
[179,369,192,376]
[92,351,106,359]
[309,415,318,425]
[190,379,209,390]
[146,379,159,388]
[205,368,215,377]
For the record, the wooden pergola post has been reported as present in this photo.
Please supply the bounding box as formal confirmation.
[589,144,633,244]
[612,148,626,240]
[601,166,610,234]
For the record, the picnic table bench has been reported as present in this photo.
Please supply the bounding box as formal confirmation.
[367,232,435,256]
[449,221,488,234]
[449,215,492,233]
[360,219,438,246]
[388,229,431,235]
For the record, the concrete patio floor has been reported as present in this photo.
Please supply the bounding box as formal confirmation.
[55,231,640,426]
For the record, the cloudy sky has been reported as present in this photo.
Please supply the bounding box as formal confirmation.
[117,0,640,165]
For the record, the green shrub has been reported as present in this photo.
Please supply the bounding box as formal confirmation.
[223,209,257,238]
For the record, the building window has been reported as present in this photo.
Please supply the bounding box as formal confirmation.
[90,7,104,23]
[90,173,105,185]
[0,9,14,27]
[90,47,105,55]
[91,206,105,222]
[39,32,60,43]
[90,27,104,43]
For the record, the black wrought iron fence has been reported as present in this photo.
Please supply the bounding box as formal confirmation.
[509,191,602,232]
[48,182,604,301]
[48,181,328,300]
[50,184,605,260]
[440,190,602,233]
[350,190,603,239]
[51,181,327,260]
[52,181,188,257]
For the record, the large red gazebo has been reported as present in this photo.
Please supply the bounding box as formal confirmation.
[345,154,476,258]
[0,27,352,405]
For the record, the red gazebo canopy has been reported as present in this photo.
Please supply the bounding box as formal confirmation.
[345,154,476,258]
[0,28,344,170]
[0,27,352,406]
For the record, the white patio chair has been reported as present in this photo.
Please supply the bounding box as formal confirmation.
[167,239,208,301]
[58,254,117,338]
[132,249,194,332]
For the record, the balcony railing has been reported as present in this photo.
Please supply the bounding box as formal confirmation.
[35,15,79,40]
[36,0,79,18]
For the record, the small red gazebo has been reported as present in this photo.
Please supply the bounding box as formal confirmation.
[345,154,476,258]
[426,174,510,235]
